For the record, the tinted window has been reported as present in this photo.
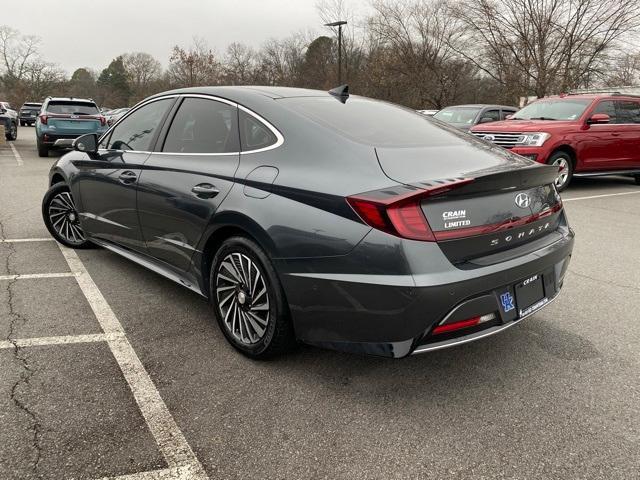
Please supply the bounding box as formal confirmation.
[500,109,516,120]
[284,97,465,147]
[107,98,172,151]
[480,109,500,122]
[593,101,617,123]
[616,101,640,124]
[163,98,239,154]
[46,101,99,115]
[239,110,277,151]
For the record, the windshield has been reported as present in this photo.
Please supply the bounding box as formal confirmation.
[512,99,592,121]
[433,107,481,125]
[47,101,99,115]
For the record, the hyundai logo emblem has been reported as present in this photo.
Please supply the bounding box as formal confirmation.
[515,192,531,208]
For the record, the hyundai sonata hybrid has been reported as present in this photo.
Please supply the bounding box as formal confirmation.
[42,86,574,359]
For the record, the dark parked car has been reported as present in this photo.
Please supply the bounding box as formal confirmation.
[434,104,518,131]
[19,102,42,126]
[36,97,108,157]
[42,86,574,359]
[0,101,18,140]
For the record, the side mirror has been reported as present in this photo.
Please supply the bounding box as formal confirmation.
[73,133,98,154]
[479,117,495,124]
[587,113,610,124]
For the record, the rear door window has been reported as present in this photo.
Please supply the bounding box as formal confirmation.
[162,98,240,154]
[106,98,173,151]
[616,101,640,124]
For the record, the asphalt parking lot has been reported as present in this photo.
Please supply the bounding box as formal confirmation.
[1,126,639,480]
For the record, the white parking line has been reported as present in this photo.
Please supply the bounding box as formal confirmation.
[0,272,77,281]
[563,190,640,202]
[0,333,118,349]
[0,238,54,243]
[9,142,23,166]
[99,466,204,480]
[57,245,208,479]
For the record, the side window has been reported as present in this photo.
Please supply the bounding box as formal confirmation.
[239,110,278,151]
[593,101,617,123]
[107,98,172,151]
[500,109,516,120]
[480,109,500,122]
[163,98,239,154]
[616,101,640,124]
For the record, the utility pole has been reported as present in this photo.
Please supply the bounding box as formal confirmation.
[324,20,348,84]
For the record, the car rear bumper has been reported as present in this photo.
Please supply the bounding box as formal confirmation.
[277,224,574,358]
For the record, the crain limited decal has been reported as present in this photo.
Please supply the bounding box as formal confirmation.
[500,292,515,313]
[442,209,471,229]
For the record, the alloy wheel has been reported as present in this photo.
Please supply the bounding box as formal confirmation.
[552,157,570,189]
[48,191,86,245]
[215,252,270,345]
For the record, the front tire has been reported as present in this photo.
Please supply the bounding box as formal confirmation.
[210,236,295,359]
[42,183,92,249]
[547,151,573,192]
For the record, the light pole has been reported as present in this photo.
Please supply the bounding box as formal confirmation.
[324,20,347,84]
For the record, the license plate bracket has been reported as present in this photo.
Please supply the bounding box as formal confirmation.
[515,274,547,317]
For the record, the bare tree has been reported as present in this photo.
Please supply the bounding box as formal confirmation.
[123,52,162,98]
[255,35,307,86]
[450,0,640,98]
[0,26,40,82]
[366,0,473,108]
[223,43,257,84]
[168,38,221,87]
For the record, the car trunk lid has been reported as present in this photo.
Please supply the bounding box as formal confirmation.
[374,146,563,264]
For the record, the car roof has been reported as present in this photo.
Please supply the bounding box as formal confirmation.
[149,86,337,109]
[46,97,96,103]
[440,104,517,109]
[542,93,640,101]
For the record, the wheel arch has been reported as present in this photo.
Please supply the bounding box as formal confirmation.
[549,145,577,169]
[196,211,277,298]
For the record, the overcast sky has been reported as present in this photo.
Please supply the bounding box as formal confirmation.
[5,0,346,74]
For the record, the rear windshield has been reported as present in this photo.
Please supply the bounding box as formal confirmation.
[512,99,592,121]
[46,101,99,115]
[281,96,462,147]
[434,107,481,125]
[22,104,41,109]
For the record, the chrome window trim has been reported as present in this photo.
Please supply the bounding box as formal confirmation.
[97,94,180,154]
[97,92,285,157]
[238,104,284,154]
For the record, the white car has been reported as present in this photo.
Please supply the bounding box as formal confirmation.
[0,101,18,141]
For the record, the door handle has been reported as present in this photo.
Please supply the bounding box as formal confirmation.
[191,183,220,198]
[118,170,137,184]
[611,132,621,136]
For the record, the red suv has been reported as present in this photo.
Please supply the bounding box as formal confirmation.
[469,93,640,190]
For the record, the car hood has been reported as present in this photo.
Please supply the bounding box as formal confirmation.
[470,119,577,132]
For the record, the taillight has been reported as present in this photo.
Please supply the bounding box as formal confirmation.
[39,114,48,125]
[346,178,473,242]
[99,115,106,126]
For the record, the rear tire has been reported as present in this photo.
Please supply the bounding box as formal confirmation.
[37,138,49,157]
[42,183,93,249]
[20,121,25,127]
[547,151,573,192]
[210,236,296,359]
[6,122,17,141]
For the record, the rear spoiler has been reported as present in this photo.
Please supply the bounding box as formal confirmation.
[414,164,560,198]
